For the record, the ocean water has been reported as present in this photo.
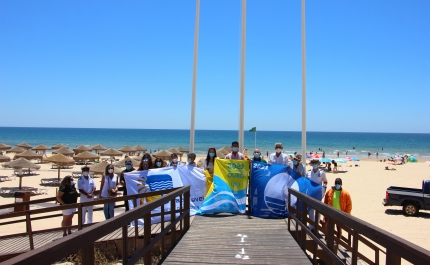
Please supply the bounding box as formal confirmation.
[1,127,430,159]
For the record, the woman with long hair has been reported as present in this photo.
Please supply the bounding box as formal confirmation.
[56,175,78,237]
[138,153,153,170]
[154,157,164,168]
[99,164,118,219]
[204,147,217,175]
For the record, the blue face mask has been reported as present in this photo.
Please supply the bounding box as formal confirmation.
[70,180,75,186]
[187,158,192,163]
[126,165,132,170]
[292,160,298,165]
[312,164,319,169]
[156,162,162,167]
[253,153,260,158]
[335,184,341,190]
[209,152,215,157]
[232,147,239,152]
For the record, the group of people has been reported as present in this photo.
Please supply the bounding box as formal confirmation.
[56,141,352,239]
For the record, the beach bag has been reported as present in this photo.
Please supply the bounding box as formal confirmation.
[108,189,117,197]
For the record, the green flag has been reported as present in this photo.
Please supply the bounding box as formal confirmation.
[249,127,256,132]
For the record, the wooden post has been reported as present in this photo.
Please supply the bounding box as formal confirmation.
[81,243,94,265]
[78,204,83,230]
[122,225,128,265]
[287,192,291,231]
[161,201,165,256]
[351,230,359,265]
[179,194,183,235]
[184,189,190,231]
[144,212,151,265]
[386,249,401,265]
[26,212,34,250]
[301,201,308,250]
[170,198,176,245]
[326,216,335,264]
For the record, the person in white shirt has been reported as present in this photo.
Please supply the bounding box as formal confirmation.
[268,142,291,167]
[292,154,306,176]
[225,141,245,160]
[306,158,328,231]
[77,166,96,224]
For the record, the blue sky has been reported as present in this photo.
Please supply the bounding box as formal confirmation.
[1,1,429,133]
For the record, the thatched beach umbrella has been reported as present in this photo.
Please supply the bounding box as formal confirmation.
[100,148,123,163]
[8,158,41,189]
[44,154,75,180]
[216,151,226,159]
[118,146,137,155]
[89,161,122,174]
[16,142,33,150]
[73,151,100,165]
[113,157,141,168]
[91,144,107,154]
[177,146,189,154]
[73,145,92,154]
[220,146,232,153]
[6,146,25,154]
[167,148,183,161]
[0,143,12,151]
[14,150,43,161]
[32,144,50,155]
[152,150,173,160]
[0,155,11,162]
[219,149,230,155]
[52,143,68,150]
[52,147,75,156]
[132,145,147,155]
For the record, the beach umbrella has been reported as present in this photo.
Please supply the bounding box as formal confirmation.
[52,147,75,156]
[32,144,50,151]
[14,150,43,161]
[100,148,123,163]
[320,158,332,163]
[73,151,100,164]
[167,148,183,161]
[335,158,347,163]
[89,161,122,174]
[344,157,352,161]
[0,143,12,151]
[0,155,11,162]
[133,145,147,155]
[113,157,141,167]
[216,151,226,159]
[152,150,173,160]
[52,143,68,150]
[73,145,92,154]
[219,149,230,155]
[6,146,26,154]
[16,142,33,150]
[408,156,417,162]
[91,144,107,154]
[118,146,137,155]
[312,154,321,159]
[220,146,232,153]
[8,158,41,189]
[177,146,189,154]
[352,157,360,161]
[44,153,75,180]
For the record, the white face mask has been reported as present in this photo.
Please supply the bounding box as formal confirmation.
[108,169,114,174]
[172,158,178,163]
[83,171,89,176]
[276,148,282,153]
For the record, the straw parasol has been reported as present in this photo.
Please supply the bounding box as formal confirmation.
[118,146,137,155]
[91,144,107,154]
[52,143,68,150]
[100,148,123,163]
[132,145,147,155]
[113,157,141,168]
[0,143,12,151]
[8,158,41,189]
[177,146,189,154]
[14,150,43,161]
[152,150,173,160]
[216,151,226,159]
[73,151,100,165]
[44,154,75,180]
[6,146,25,154]
[89,161,122,174]
[32,144,50,151]
[73,145,92,154]
[167,147,183,161]
[52,147,75,156]
[219,149,230,155]
[16,142,33,150]
[220,146,232,153]
[0,155,11,162]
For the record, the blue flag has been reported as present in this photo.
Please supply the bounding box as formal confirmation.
[250,162,324,218]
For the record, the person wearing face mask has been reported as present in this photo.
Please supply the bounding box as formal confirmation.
[322,178,352,239]
[225,141,245,160]
[251,149,267,163]
[292,154,305,176]
[186,153,197,167]
[154,158,164,168]
[120,159,135,212]
[168,153,182,167]
[77,166,96,224]
[268,142,291,167]
[306,158,328,231]
[203,147,217,175]
[56,175,78,237]
[99,164,119,220]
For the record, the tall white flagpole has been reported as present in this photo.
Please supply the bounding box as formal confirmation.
[254,129,256,150]
[301,0,307,164]
[190,0,200,153]
[239,0,246,151]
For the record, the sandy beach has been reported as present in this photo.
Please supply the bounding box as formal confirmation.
[1,152,429,262]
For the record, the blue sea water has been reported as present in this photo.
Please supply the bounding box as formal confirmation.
[1,127,430,159]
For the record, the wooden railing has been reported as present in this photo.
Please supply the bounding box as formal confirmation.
[0,186,190,265]
[287,188,430,265]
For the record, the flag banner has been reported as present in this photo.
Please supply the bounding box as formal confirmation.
[249,127,256,132]
[250,162,324,218]
[198,158,250,215]
[125,165,206,226]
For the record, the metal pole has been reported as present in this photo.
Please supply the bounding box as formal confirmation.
[254,130,256,150]
[189,0,200,153]
[301,0,307,164]
[239,0,246,150]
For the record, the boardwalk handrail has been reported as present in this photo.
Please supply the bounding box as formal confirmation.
[1,185,191,265]
[287,187,430,265]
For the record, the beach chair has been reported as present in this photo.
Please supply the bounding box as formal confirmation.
[35,188,49,195]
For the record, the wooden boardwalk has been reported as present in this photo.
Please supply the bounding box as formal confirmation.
[163,214,311,264]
